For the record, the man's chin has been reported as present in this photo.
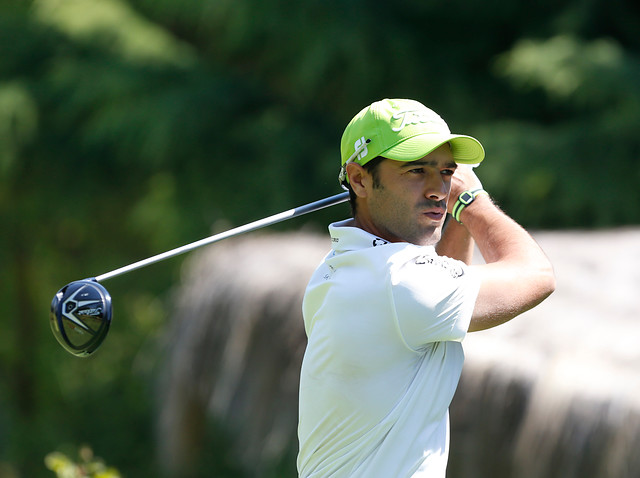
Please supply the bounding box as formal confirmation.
[408,226,442,246]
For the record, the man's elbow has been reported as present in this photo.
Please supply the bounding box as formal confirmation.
[543,260,556,293]
[533,261,556,304]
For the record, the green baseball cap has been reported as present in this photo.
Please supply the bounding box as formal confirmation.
[339,98,485,184]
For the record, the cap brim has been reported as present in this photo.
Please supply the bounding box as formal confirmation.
[380,133,485,165]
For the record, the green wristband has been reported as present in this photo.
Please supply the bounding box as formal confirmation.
[452,189,488,223]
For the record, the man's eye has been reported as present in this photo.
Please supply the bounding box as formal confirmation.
[442,169,455,176]
[409,168,424,174]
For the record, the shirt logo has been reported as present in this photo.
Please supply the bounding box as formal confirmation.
[415,255,465,278]
[323,264,336,281]
[372,238,388,247]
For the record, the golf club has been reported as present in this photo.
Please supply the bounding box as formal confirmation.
[50,191,349,357]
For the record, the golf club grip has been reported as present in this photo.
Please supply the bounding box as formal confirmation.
[95,191,350,282]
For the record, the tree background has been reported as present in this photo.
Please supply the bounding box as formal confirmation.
[0,0,638,476]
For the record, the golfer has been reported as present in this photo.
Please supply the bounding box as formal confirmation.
[297,98,555,477]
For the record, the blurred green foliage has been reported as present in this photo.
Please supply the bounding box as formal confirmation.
[45,446,121,478]
[0,0,638,476]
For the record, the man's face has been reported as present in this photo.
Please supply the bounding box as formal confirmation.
[358,144,456,246]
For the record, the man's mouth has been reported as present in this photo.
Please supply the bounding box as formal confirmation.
[420,201,446,221]
[424,210,445,221]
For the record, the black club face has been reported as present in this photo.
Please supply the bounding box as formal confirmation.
[50,279,112,357]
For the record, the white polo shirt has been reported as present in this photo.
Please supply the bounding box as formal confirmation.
[297,219,480,478]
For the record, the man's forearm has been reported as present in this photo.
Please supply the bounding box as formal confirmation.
[461,194,556,330]
[436,217,475,265]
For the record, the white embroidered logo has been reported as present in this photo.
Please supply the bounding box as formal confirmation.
[354,136,368,160]
[391,109,443,132]
[415,255,465,278]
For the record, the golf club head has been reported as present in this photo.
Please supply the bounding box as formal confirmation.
[50,279,112,357]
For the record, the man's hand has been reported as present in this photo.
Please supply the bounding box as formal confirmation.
[448,165,483,215]
[437,165,483,264]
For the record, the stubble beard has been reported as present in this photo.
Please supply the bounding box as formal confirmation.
[369,185,444,246]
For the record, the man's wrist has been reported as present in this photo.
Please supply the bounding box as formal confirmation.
[452,189,489,223]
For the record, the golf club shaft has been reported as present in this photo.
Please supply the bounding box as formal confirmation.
[95,192,349,282]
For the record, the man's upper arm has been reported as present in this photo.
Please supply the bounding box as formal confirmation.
[391,256,479,347]
[468,260,554,332]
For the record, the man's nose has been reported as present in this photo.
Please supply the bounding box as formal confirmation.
[425,177,448,201]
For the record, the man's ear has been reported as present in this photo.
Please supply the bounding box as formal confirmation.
[346,163,370,198]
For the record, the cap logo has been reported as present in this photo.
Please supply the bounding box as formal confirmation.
[391,109,441,132]
[354,136,368,161]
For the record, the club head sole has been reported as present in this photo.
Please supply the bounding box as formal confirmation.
[50,279,112,357]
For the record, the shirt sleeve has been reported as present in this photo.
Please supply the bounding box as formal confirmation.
[389,252,480,349]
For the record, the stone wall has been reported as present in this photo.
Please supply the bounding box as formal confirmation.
[158,229,640,478]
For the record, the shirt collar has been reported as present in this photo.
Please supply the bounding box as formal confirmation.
[329,219,391,253]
